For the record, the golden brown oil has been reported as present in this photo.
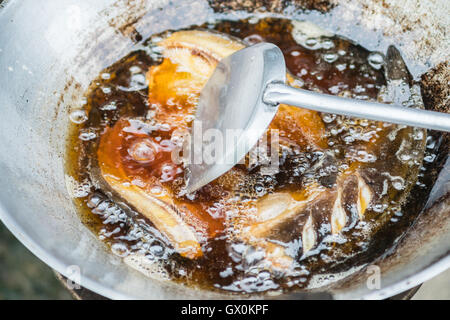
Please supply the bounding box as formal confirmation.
[65,17,436,294]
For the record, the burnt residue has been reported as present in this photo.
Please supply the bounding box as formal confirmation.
[421,61,450,113]
[106,0,148,42]
[207,0,335,13]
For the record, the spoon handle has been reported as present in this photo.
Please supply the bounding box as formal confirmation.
[263,82,450,132]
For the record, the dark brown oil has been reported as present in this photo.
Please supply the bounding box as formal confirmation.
[66,17,438,294]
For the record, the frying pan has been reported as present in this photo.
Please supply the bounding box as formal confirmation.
[0,0,448,299]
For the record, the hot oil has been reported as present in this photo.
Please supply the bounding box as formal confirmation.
[66,17,433,294]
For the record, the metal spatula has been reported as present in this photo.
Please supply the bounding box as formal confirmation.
[184,43,450,193]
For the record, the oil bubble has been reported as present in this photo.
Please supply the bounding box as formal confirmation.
[130,74,147,88]
[129,66,142,74]
[391,177,405,190]
[150,242,165,257]
[323,53,338,63]
[150,185,164,195]
[367,52,384,70]
[102,87,112,94]
[336,63,347,71]
[243,34,263,45]
[111,242,130,257]
[248,17,259,24]
[69,110,88,124]
[321,39,335,50]
[100,101,117,111]
[322,113,337,123]
[79,131,97,141]
[304,38,320,50]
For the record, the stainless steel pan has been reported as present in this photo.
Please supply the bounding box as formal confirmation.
[0,0,448,299]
